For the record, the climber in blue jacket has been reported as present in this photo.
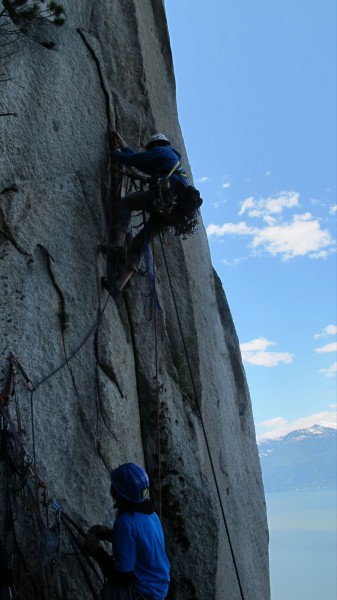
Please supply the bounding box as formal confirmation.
[102,130,201,299]
[84,463,170,600]
[111,131,188,188]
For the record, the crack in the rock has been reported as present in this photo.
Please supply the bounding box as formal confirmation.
[77,28,116,131]
[76,172,102,237]
[97,359,123,399]
[1,184,19,195]
[0,229,31,257]
[123,294,148,458]
[93,330,118,443]
[37,244,80,399]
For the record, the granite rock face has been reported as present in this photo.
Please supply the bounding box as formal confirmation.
[0,2,270,599]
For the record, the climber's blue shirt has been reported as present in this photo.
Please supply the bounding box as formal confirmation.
[112,510,170,599]
[113,145,189,187]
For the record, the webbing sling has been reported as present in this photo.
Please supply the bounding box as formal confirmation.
[166,160,188,179]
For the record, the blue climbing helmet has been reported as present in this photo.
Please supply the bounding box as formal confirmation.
[110,463,149,503]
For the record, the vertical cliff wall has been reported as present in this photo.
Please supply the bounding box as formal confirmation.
[0,2,270,598]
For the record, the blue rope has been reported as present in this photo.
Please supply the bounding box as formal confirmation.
[143,217,162,320]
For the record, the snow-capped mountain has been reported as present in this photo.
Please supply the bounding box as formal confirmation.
[258,425,337,492]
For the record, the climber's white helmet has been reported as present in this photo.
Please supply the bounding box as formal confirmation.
[145,133,170,148]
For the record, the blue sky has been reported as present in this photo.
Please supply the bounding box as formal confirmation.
[165,0,337,439]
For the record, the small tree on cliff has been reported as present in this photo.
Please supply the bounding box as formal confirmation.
[0,0,65,115]
[1,0,65,27]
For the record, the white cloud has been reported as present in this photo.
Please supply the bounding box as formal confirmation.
[258,416,288,430]
[314,324,337,339]
[239,191,300,217]
[207,186,336,261]
[251,213,333,260]
[263,215,277,226]
[196,176,208,183]
[222,257,247,268]
[243,351,293,367]
[240,337,294,367]
[222,181,231,189]
[207,213,335,261]
[329,204,337,215]
[314,334,337,377]
[310,249,336,259]
[206,221,253,237]
[315,342,337,354]
[239,196,255,216]
[319,362,337,378]
[310,198,325,208]
[257,411,337,441]
[241,338,272,352]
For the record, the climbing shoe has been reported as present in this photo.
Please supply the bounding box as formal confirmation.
[97,240,107,255]
[110,245,127,262]
[101,276,120,300]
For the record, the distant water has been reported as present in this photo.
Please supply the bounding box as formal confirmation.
[266,489,337,600]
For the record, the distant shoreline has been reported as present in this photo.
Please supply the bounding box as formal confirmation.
[265,485,336,494]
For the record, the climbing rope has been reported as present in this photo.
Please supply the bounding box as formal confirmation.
[32,295,110,391]
[142,216,162,321]
[158,234,247,600]
[106,154,123,256]
[150,237,162,521]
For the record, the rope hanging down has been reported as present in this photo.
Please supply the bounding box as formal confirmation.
[158,234,247,600]
[33,295,110,391]
[149,237,162,521]
[142,215,162,321]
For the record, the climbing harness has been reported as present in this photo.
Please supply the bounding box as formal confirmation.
[149,161,202,238]
[172,185,203,238]
[119,163,201,239]
[151,160,185,215]
[107,164,201,313]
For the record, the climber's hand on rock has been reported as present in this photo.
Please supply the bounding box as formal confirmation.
[108,131,119,149]
[109,131,127,149]
[83,533,103,556]
[88,525,112,541]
